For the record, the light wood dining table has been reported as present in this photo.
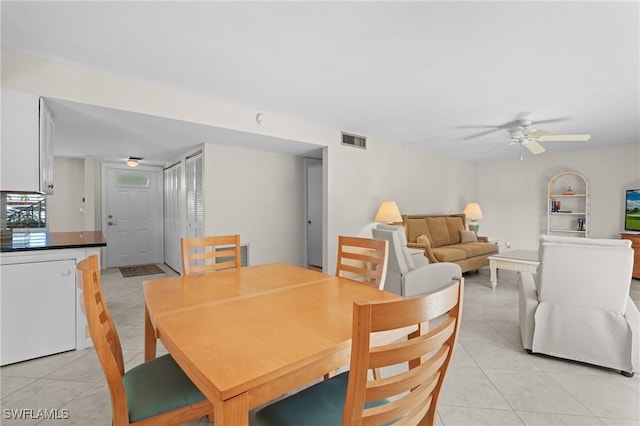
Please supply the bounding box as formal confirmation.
[143,262,404,426]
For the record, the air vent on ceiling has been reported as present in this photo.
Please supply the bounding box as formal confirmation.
[341,132,367,149]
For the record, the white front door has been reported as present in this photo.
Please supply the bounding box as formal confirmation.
[103,165,163,268]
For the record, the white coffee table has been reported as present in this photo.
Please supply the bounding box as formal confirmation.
[487,249,539,289]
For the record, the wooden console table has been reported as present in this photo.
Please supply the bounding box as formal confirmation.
[620,233,640,279]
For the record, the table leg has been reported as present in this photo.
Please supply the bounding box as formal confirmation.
[489,260,497,290]
[214,392,249,426]
[144,304,157,361]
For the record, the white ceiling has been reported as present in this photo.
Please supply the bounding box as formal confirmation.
[2,1,638,163]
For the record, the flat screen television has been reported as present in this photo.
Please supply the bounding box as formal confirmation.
[625,189,640,231]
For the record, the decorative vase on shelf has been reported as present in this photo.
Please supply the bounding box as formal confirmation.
[562,186,575,195]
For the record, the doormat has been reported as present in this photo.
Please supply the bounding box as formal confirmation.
[119,264,165,278]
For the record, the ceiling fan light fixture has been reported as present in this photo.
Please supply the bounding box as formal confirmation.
[517,118,533,128]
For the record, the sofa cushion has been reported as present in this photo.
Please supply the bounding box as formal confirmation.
[431,246,467,262]
[426,217,450,247]
[446,216,465,244]
[464,242,499,255]
[481,242,499,255]
[406,218,430,244]
[459,230,478,243]
[449,243,490,258]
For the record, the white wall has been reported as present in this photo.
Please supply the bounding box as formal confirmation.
[325,136,476,271]
[1,51,476,273]
[48,157,84,232]
[476,144,640,250]
[83,156,101,231]
[7,50,634,270]
[202,144,306,266]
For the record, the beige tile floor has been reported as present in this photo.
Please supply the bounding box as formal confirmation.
[1,265,639,425]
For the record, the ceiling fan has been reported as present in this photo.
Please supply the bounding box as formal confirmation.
[506,118,591,155]
[461,114,591,155]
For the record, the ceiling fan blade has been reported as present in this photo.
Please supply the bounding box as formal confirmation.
[457,124,500,129]
[532,117,571,125]
[539,134,591,142]
[524,140,546,155]
[462,128,502,140]
[528,129,552,138]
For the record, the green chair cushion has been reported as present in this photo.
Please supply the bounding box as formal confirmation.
[255,372,388,426]
[122,354,206,422]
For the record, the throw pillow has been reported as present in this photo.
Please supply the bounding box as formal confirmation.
[460,230,478,243]
[416,234,430,245]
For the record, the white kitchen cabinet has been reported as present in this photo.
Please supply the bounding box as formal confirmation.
[1,90,40,192]
[39,98,55,194]
[0,90,55,194]
[1,259,76,366]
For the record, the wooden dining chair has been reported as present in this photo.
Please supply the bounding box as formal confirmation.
[77,255,213,425]
[256,277,464,426]
[335,235,389,290]
[181,234,241,275]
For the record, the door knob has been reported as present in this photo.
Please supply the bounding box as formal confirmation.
[108,222,116,226]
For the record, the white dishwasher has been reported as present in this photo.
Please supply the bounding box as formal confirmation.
[1,259,76,366]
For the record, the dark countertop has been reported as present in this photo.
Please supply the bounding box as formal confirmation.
[0,230,107,252]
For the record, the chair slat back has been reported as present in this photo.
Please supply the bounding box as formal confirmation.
[336,236,389,290]
[181,234,241,275]
[77,255,129,425]
[343,278,463,426]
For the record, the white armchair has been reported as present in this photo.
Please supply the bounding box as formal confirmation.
[519,235,640,376]
[372,224,462,297]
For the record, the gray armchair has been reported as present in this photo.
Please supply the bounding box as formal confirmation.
[372,224,462,297]
[519,235,640,376]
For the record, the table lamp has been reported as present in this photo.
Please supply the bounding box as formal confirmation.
[374,201,402,224]
[464,203,483,233]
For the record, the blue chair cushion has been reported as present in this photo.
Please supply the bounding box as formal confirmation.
[122,354,207,422]
[255,372,388,426]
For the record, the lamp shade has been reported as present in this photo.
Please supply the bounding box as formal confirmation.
[463,203,483,220]
[374,201,402,224]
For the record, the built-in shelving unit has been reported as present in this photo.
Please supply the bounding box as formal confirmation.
[547,172,589,237]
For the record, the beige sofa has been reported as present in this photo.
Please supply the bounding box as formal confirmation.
[403,213,498,273]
